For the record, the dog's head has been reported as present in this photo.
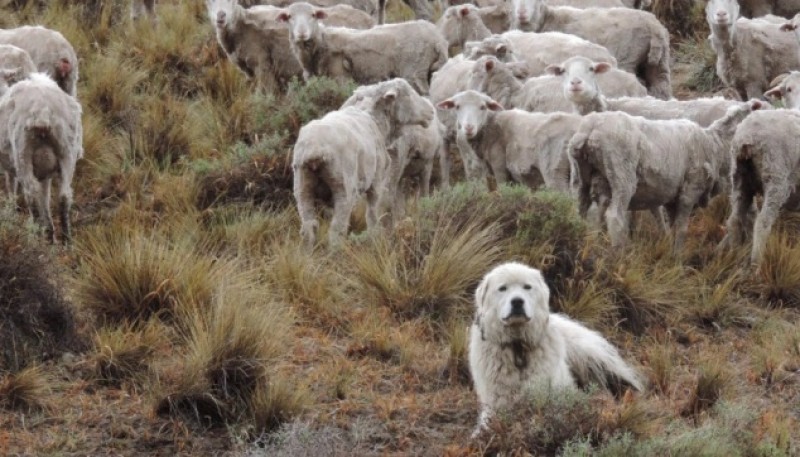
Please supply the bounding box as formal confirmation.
[474,262,550,331]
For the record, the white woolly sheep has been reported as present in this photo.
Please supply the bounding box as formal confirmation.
[207,0,374,91]
[463,31,617,76]
[438,4,509,51]
[707,0,800,100]
[568,100,762,251]
[438,89,577,189]
[469,56,646,112]
[510,0,671,99]
[277,2,448,94]
[718,72,800,265]
[0,73,83,243]
[549,56,743,126]
[0,45,37,85]
[293,78,433,247]
[131,0,157,22]
[739,0,800,18]
[0,26,78,97]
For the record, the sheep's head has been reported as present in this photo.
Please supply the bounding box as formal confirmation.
[277,2,326,44]
[345,79,433,130]
[705,0,739,29]
[468,56,506,93]
[463,36,515,62]
[780,13,800,42]
[765,72,800,110]
[437,90,503,140]
[439,4,484,47]
[546,56,612,106]
[511,0,545,29]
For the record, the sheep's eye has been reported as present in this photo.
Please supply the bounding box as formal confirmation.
[455,104,460,109]
[788,87,793,92]
[480,105,486,111]
[498,285,507,292]
[523,284,532,290]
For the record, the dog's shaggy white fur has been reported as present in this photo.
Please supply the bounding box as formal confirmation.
[469,262,643,434]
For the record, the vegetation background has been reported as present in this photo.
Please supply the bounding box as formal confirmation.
[0,0,799,455]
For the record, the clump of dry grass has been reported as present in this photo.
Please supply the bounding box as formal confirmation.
[675,37,723,94]
[0,202,82,371]
[645,341,675,395]
[749,319,800,388]
[442,318,471,385]
[72,225,229,325]
[0,365,50,412]
[250,377,308,434]
[751,232,800,308]
[90,320,168,387]
[156,281,293,428]
[347,219,503,321]
[682,359,730,421]
[650,0,707,38]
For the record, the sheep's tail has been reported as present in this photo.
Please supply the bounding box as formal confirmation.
[646,26,671,99]
[551,314,644,396]
[566,127,589,193]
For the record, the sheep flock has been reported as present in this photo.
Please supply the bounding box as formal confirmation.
[6,0,800,453]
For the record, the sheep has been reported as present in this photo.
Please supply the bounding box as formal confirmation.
[469,56,646,113]
[0,44,37,85]
[549,56,743,126]
[438,4,509,50]
[738,0,800,19]
[437,89,577,188]
[509,0,671,99]
[293,78,433,247]
[718,72,800,265]
[131,0,157,22]
[262,0,379,17]
[207,0,373,92]
[277,2,448,94]
[461,31,617,77]
[707,0,800,100]
[568,100,762,251]
[0,73,83,244]
[0,26,79,97]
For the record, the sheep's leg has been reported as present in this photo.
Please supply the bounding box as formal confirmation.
[488,157,509,185]
[365,185,388,233]
[751,184,791,265]
[651,207,669,233]
[745,82,764,102]
[671,199,696,254]
[57,165,75,244]
[644,63,671,100]
[421,158,434,197]
[38,178,55,243]
[437,142,451,190]
[719,178,755,250]
[294,169,319,248]
[328,192,355,247]
[605,188,632,248]
[385,152,406,227]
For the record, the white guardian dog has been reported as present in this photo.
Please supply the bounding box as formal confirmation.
[469,262,643,435]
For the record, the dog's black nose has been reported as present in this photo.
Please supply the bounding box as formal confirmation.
[510,297,524,311]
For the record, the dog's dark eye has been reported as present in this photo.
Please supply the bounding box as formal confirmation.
[523,284,532,290]
[498,285,507,292]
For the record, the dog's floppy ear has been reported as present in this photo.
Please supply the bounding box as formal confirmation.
[475,274,491,311]
[533,269,551,310]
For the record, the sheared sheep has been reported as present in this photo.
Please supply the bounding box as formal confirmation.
[568,100,762,251]
[509,0,671,99]
[549,56,742,126]
[707,0,800,100]
[462,30,617,76]
[277,2,447,94]
[131,0,157,22]
[718,72,800,265]
[438,4,509,50]
[293,79,433,247]
[739,0,800,19]
[0,73,83,243]
[0,26,78,96]
[438,90,577,189]
[0,44,37,86]
[469,56,645,112]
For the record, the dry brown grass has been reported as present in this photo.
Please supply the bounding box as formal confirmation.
[0,365,50,412]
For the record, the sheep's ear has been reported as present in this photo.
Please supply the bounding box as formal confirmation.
[487,100,504,111]
[751,100,764,110]
[592,62,612,74]
[382,89,398,103]
[764,86,783,100]
[437,99,456,110]
[781,22,798,31]
[545,64,565,76]
[0,68,20,83]
[508,62,529,79]
[495,44,508,58]
[460,6,471,16]
[768,73,789,88]
[313,9,327,19]
[277,11,290,22]
[484,59,495,71]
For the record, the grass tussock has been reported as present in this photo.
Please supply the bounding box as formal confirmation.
[72,226,227,325]
[682,359,730,421]
[751,232,800,308]
[156,283,292,427]
[90,320,168,387]
[250,377,308,435]
[0,202,82,371]
[675,37,724,94]
[347,219,503,321]
[650,0,708,38]
[0,365,50,412]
